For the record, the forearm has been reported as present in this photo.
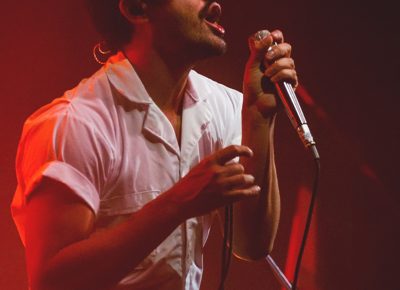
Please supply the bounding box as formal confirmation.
[233,105,280,260]
[27,144,260,290]
[29,191,183,290]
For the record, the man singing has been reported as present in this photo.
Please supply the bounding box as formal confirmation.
[11,0,298,289]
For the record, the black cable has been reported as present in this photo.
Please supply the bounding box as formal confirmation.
[218,204,233,290]
[219,206,229,290]
[226,205,233,275]
[217,146,320,290]
[291,147,321,290]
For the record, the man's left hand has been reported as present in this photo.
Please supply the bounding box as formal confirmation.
[243,29,298,118]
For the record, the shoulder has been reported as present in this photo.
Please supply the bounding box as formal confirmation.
[23,67,116,141]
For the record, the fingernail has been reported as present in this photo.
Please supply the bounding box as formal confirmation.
[248,148,254,155]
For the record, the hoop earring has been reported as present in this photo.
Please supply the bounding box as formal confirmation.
[93,42,112,65]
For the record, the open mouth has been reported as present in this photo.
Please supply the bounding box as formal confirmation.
[205,20,225,36]
[204,2,225,36]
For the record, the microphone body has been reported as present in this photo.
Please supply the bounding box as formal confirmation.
[274,81,316,148]
[254,30,319,158]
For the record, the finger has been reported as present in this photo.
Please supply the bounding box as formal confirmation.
[219,174,255,189]
[248,30,274,62]
[225,185,261,200]
[265,43,292,64]
[270,29,284,44]
[269,69,298,87]
[221,163,245,177]
[214,145,253,165]
[264,58,295,77]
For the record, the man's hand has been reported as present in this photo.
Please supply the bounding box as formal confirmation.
[166,145,260,219]
[243,29,298,118]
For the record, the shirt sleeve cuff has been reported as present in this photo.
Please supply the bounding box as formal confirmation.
[25,161,101,215]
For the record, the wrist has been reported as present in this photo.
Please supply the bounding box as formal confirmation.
[158,187,191,222]
[243,102,277,126]
[243,88,280,119]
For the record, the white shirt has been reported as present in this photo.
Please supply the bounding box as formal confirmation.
[12,52,243,290]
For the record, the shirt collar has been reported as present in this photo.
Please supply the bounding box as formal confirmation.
[104,52,152,104]
[104,52,210,105]
[186,70,212,103]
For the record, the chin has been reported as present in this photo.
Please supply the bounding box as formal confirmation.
[196,37,227,59]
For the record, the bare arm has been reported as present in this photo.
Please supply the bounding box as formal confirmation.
[233,30,298,260]
[26,178,183,290]
[25,146,259,290]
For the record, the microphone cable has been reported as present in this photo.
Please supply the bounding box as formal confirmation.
[292,146,321,290]
[218,204,233,290]
[216,152,320,290]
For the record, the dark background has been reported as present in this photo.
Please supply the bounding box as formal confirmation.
[1,0,398,289]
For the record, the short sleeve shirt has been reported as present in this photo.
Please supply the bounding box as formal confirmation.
[11,52,243,290]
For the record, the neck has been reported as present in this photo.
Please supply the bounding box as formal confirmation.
[123,27,195,113]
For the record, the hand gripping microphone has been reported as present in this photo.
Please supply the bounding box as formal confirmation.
[255,30,319,159]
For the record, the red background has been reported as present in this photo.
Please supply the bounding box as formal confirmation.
[1,0,398,289]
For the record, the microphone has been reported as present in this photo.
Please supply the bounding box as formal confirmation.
[255,30,320,159]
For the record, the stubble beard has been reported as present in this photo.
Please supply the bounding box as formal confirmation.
[184,28,228,62]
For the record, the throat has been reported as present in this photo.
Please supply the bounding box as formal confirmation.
[159,80,188,148]
[163,109,183,147]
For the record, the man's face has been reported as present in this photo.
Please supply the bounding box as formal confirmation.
[147,0,227,61]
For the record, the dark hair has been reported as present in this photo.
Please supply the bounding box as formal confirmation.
[86,0,133,52]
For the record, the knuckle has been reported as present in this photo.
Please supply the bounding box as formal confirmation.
[231,144,241,152]
[288,70,298,83]
[212,165,223,175]
[288,58,295,68]
[285,43,292,54]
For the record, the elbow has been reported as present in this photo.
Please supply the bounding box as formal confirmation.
[232,226,278,261]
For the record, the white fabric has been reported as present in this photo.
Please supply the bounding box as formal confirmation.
[11,52,243,290]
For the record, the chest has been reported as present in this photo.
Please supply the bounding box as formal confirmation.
[98,100,224,216]
[162,109,183,146]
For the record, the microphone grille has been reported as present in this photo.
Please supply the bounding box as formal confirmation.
[254,30,270,41]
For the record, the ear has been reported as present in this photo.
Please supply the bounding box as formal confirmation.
[119,0,149,24]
